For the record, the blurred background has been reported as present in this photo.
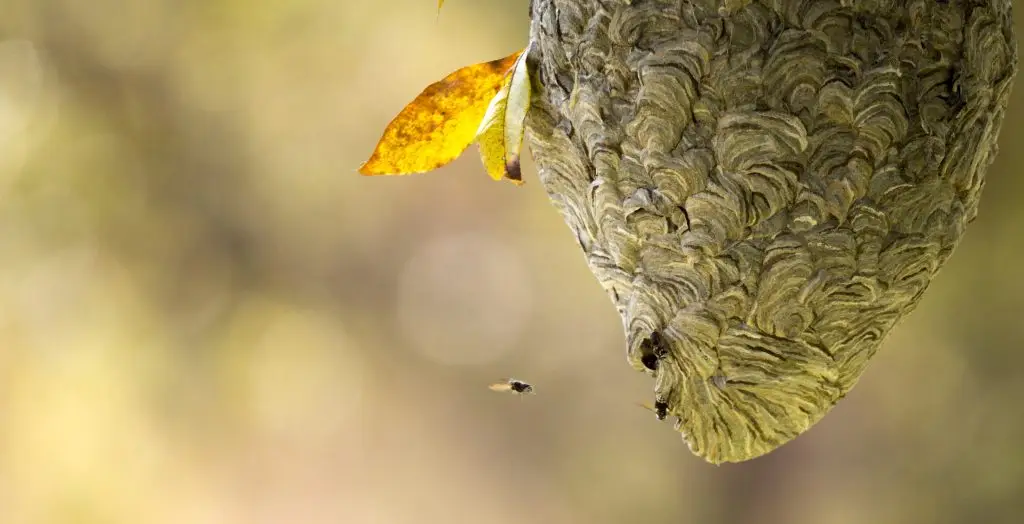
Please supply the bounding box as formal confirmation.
[0,1,1022,523]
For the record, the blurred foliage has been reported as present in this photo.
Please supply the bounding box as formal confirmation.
[0,1,1022,523]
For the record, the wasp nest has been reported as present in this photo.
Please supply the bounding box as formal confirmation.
[525,0,1017,463]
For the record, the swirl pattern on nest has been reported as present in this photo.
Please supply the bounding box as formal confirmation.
[525,0,1017,463]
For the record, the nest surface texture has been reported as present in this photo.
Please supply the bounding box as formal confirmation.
[525,0,1017,463]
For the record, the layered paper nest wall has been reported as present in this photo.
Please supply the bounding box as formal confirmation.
[525,0,1017,463]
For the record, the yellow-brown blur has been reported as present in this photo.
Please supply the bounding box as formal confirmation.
[0,2,1022,523]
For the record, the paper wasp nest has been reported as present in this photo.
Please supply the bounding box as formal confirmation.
[525,0,1017,463]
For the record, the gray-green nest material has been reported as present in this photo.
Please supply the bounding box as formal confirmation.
[525,0,1017,464]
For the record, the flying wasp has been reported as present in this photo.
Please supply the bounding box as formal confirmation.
[488,378,535,396]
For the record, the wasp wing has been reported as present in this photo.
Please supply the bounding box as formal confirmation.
[488,381,513,392]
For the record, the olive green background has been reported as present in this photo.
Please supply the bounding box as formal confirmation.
[0,1,1021,522]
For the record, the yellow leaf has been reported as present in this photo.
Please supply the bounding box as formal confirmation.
[475,45,532,184]
[360,50,523,176]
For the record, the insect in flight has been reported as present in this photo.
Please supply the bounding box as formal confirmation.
[489,378,535,396]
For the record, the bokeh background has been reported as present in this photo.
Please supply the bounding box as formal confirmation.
[0,1,1022,523]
